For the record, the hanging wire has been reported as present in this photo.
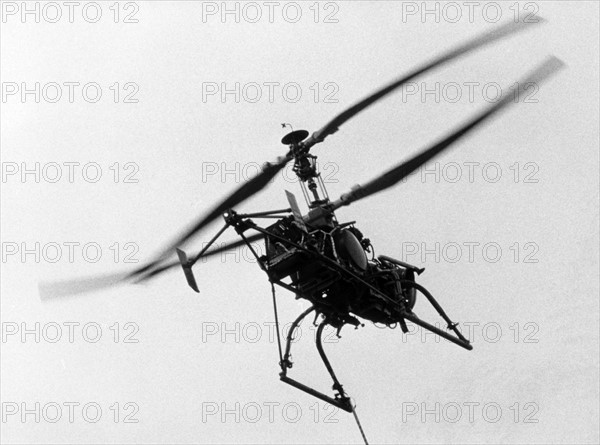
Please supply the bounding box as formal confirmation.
[270,280,284,365]
[351,400,369,445]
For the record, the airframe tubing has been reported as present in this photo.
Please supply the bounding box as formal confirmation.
[237,208,292,218]
[243,222,398,306]
[399,280,472,350]
[192,222,230,264]
[279,376,353,413]
[236,218,470,346]
[315,321,352,411]
[403,312,472,350]
[281,306,315,370]
[229,211,471,351]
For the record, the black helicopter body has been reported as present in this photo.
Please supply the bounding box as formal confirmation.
[245,196,420,328]
[265,214,418,328]
[257,141,420,330]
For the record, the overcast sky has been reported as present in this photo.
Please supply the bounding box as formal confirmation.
[1,1,599,444]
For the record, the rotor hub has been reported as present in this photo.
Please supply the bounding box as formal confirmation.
[281,129,309,146]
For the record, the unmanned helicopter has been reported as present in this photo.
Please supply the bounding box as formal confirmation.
[41,18,562,444]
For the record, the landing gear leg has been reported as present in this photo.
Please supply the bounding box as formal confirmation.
[315,321,352,411]
[401,280,472,350]
[276,308,369,444]
[278,308,353,413]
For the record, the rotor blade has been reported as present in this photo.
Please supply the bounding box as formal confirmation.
[136,232,266,282]
[327,56,564,211]
[39,233,266,299]
[302,18,545,149]
[41,154,287,298]
[39,272,131,300]
[127,156,290,279]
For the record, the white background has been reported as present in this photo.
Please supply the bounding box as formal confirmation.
[1,1,599,444]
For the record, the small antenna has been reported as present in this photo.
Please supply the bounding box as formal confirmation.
[281,123,294,131]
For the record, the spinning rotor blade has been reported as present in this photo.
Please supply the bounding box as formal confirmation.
[39,272,132,300]
[127,155,291,279]
[302,18,544,149]
[39,233,266,298]
[40,20,555,299]
[41,155,288,298]
[327,56,564,211]
[137,233,265,282]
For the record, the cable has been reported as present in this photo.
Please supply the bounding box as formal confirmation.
[351,402,369,445]
[270,280,284,365]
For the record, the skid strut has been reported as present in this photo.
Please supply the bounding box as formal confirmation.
[278,307,353,413]
[400,280,472,350]
[277,307,369,443]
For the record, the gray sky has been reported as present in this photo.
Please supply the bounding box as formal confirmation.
[1,1,599,444]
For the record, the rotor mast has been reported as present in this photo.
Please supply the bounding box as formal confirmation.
[281,127,331,211]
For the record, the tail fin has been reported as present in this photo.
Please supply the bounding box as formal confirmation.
[176,248,199,293]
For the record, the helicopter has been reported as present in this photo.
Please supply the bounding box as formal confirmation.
[40,18,562,444]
